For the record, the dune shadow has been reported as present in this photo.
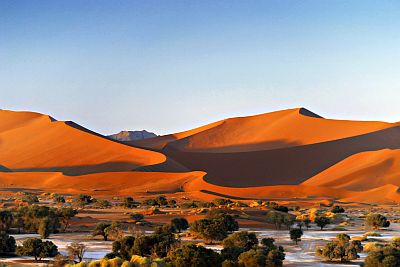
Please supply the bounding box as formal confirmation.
[165,125,400,187]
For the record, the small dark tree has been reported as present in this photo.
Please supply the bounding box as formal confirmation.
[365,214,390,230]
[171,218,189,233]
[123,197,138,208]
[331,205,345,214]
[76,194,93,208]
[0,210,13,231]
[0,232,16,254]
[92,222,111,241]
[315,216,331,230]
[290,228,303,245]
[130,213,144,222]
[304,219,311,230]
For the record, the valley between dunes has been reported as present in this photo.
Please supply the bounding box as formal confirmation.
[2,108,400,204]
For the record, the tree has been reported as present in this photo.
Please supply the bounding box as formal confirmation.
[123,197,138,208]
[290,229,303,245]
[16,238,58,261]
[92,222,111,241]
[0,232,16,254]
[304,219,311,230]
[331,205,345,214]
[130,213,144,222]
[167,243,222,267]
[223,231,258,251]
[365,214,390,230]
[76,194,93,208]
[316,234,362,262]
[315,216,331,230]
[171,218,189,233]
[67,242,86,263]
[38,217,52,238]
[365,246,400,267]
[206,210,239,232]
[0,210,13,232]
[58,207,78,232]
[190,219,228,242]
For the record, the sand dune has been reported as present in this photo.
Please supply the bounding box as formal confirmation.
[134,108,394,153]
[3,108,400,204]
[303,149,400,191]
[0,110,168,175]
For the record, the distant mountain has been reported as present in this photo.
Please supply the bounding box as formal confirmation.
[108,130,157,141]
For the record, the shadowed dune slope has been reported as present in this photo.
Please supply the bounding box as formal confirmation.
[163,122,400,187]
[303,149,400,191]
[0,171,204,196]
[0,110,170,175]
[134,108,393,153]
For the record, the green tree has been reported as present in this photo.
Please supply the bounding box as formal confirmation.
[171,218,189,233]
[123,197,138,208]
[130,213,144,222]
[0,210,13,231]
[16,238,58,261]
[0,232,16,254]
[316,234,362,262]
[38,217,52,238]
[365,214,390,230]
[222,231,258,251]
[92,222,112,241]
[290,228,303,245]
[315,216,331,230]
[58,207,78,232]
[304,219,311,230]
[331,206,345,214]
[365,246,400,267]
[167,243,222,267]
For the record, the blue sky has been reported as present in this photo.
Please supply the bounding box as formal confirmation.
[1,1,400,134]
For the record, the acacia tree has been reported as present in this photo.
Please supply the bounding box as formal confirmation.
[16,238,58,261]
[290,229,303,245]
[58,207,78,231]
[67,242,86,263]
[365,214,390,230]
[171,218,189,233]
[316,234,362,262]
[315,216,331,230]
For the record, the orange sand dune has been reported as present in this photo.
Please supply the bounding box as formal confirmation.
[303,149,400,191]
[0,110,168,175]
[134,108,394,153]
[340,184,400,204]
